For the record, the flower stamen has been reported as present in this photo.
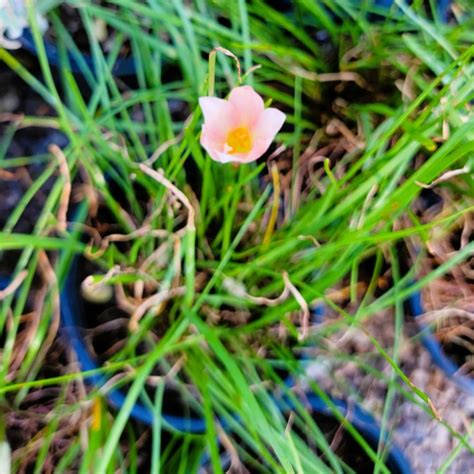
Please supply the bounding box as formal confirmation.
[225,127,253,154]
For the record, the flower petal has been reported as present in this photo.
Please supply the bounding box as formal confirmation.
[201,148,245,164]
[228,85,265,128]
[200,126,225,160]
[199,88,285,164]
[243,138,273,162]
[254,107,286,141]
[199,96,236,139]
[215,139,271,164]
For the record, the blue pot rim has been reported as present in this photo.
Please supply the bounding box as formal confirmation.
[18,28,136,77]
[0,274,11,291]
[60,255,207,433]
[408,287,474,394]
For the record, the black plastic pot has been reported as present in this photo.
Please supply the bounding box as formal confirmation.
[200,391,412,473]
[18,29,136,77]
[408,289,474,394]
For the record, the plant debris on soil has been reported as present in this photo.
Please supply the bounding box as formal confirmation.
[2,1,474,472]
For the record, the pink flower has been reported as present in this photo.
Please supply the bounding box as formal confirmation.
[199,85,286,164]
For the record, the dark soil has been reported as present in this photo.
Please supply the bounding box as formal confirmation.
[42,3,131,57]
[418,204,474,377]
[0,55,66,232]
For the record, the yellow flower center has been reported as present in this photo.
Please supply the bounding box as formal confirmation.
[226,127,253,154]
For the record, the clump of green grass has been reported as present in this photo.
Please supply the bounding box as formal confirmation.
[0,0,473,472]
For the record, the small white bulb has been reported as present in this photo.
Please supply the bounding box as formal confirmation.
[80,275,114,304]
